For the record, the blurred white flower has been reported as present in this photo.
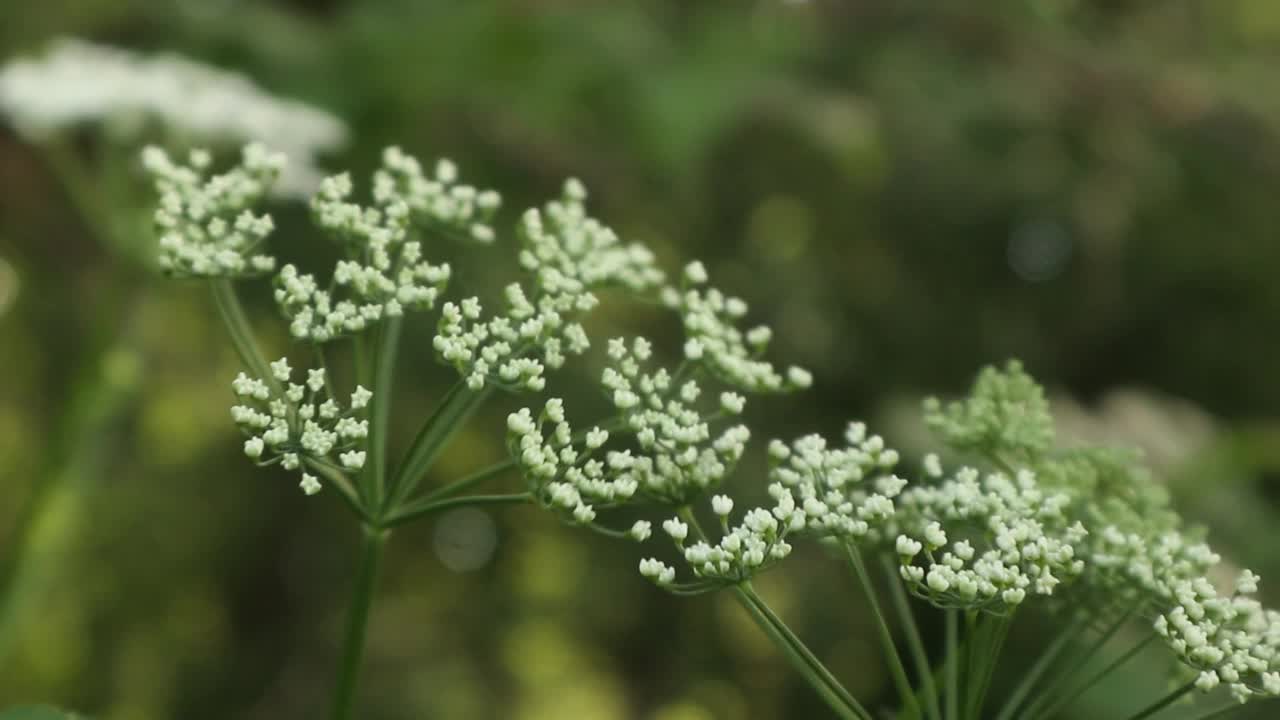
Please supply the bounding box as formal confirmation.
[0,38,346,196]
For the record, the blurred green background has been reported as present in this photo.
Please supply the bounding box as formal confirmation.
[2,1,1280,718]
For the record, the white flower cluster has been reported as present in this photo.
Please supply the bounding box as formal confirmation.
[516,178,665,293]
[1087,524,1280,702]
[0,39,346,196]
[892,463,1086,611]
[434,180,660,391]
[506,398,637,527]
[923,359,1054,463]
[663,262,811,393]
[766,422,906,539]
[640,488,802,588]
[602,336,752,505]
[374,146,501,244]
[142,144,283,278]
[273,148,495,341]
[230,358,372,495]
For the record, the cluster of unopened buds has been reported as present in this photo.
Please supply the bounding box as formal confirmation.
[231,358,371,496]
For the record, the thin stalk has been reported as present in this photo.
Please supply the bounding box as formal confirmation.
[384,492,532,528]
[967,615,1011,720]
[843,544,921,719]
[388,382,491,507]
[1017,606,1137,720]
[963,611,981,717]
[1122,680,1196,720]
[945,610,959,720]
[367,318,401,514]
[733,584,872,720]
[993,614,1087,720]
[210,279,276,389]
[1036,633,1157,719]
[420,460,517,503]
[329,526,388,720]
[303,459,366,521]
[881,555,942,720]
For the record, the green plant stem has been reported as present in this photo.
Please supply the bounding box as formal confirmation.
[367,318,401,514]
[881,556,942,720]
[384,492,532,528]
[843,544,922,719]
[1122,680,1196,720]
[388,382,491,507]
[945,610,959,720]
[1036,632,1157,720]
[210,279,276,390]
[1016,605,1136,720]
[303,459,366,521]
[420,460,517,503]
[671,508,867,720]
[733,584,872,720]
[967,614,1011,720]
[330,526,388,720]
[993,614,1086,720]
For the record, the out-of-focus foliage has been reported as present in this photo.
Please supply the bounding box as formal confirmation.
[1,1,1279,718]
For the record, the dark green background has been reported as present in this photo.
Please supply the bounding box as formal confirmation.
[1,1,1279,718]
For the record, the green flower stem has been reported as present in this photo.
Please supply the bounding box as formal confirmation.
[303,459,366,522]
[383,492,532,528]
[670,508,867,720]
[966,614,1011,720]
[945,610,959,720]
[733,584,872,720]
[367,318,401,514]
[1122,680,1196,720]
[210,279,277,391]
[843,544,922,720]
[1035,632,1157,720]
[881,555,942,720]
[992,613,1086,720]
[962,611,980,716]
[329,525,387,720]
[419,460,517,503]
[1016,605,1137,720]
[388,381,492,507]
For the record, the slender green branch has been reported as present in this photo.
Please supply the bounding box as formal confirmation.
[329,526,388,720]
[304,459,366,521]
[967,614,1011,720]
[945,609,959,720]
[1036,632,1157,719]
[733,584,872,720]
[993,614,1086,720]
[210,279,276,389]
[383,492,531,528]
[844,544,921,719]
[1122,680,1196,720]
[1017,605,1137,720]
[388,381,491,507]
[881,555,942,720]
[367,317,401,514]
[420,460,517,503]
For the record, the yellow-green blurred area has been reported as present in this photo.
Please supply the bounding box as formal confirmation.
[3,1,1280,718]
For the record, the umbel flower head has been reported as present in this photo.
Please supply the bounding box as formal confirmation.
[0,38,345,196]
[142,144,283,278]
[274,147,500,342]
[434,179,663,391]
[230,358,371,495]
[907,361,1280,703]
